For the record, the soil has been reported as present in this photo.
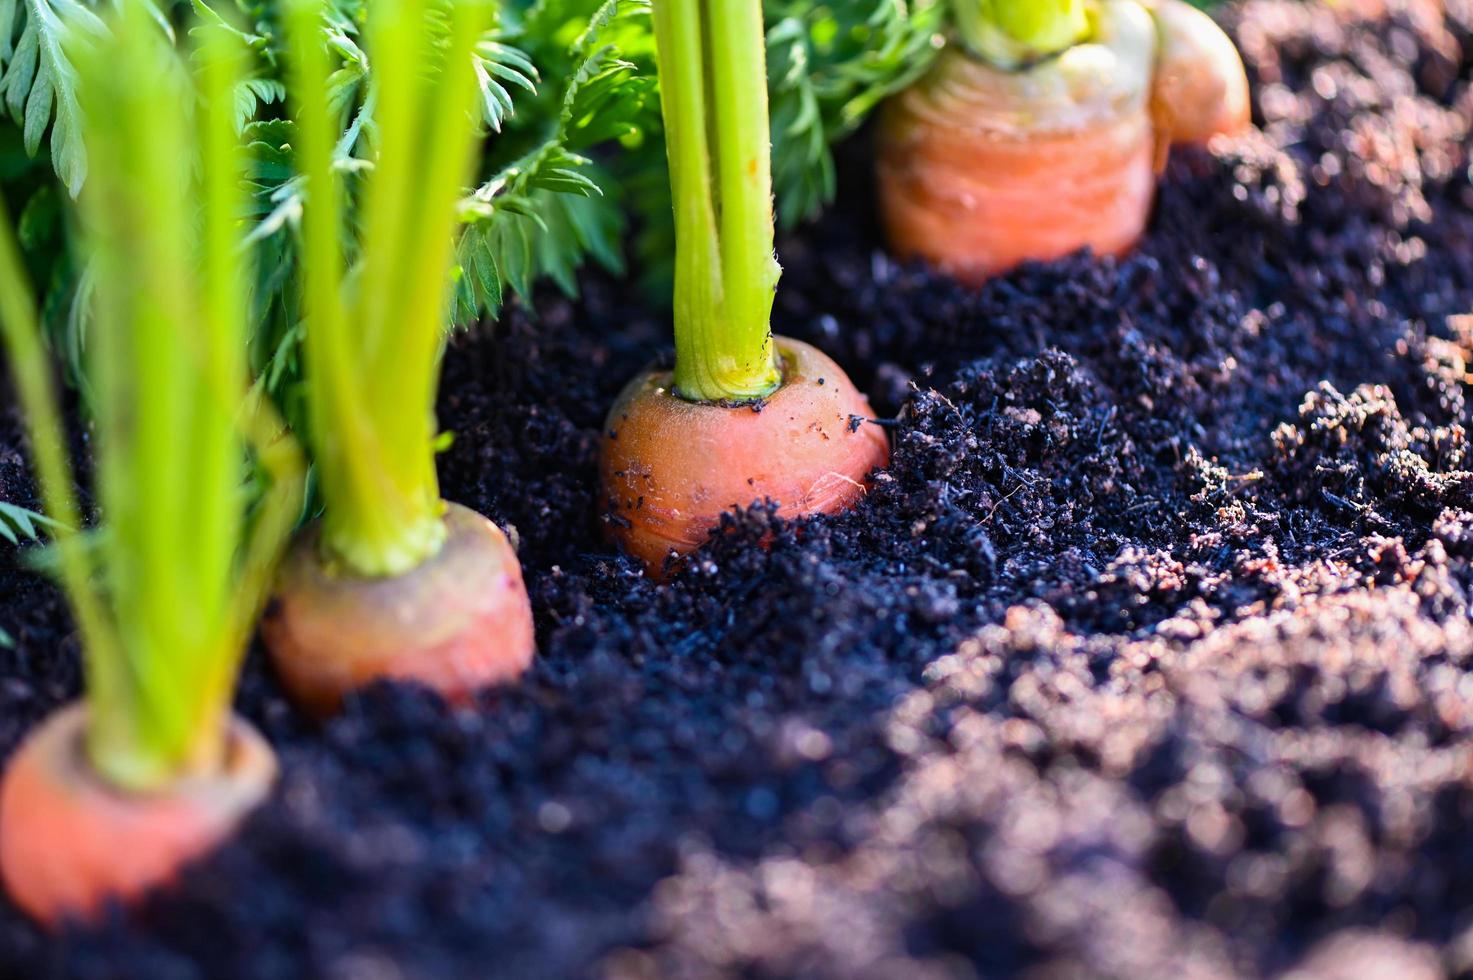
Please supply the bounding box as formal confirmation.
[4,1,1473,976]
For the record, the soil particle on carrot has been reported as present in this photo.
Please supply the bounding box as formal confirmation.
[4,1,1473,976]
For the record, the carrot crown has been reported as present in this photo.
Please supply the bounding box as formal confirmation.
[284,0,491,578]
[954,0,1092,69]
[653,0,783,404]
[0,2,303,793]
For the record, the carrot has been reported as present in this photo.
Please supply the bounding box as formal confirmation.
[0,706,276,925]
[262,0,534,712]
[263,503,534,716]
[599,0,888,576]
[878,0,1250,285]
[0,11,301,925]
[1147,0,1252,153]
[603,338,889,575]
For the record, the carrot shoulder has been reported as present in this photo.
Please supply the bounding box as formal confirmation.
[599,0,887,578]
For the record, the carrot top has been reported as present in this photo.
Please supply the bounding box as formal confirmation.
[653,0,783,404]
[954,0,1092,69]
[284,0,492,578]
[0,1,303,793]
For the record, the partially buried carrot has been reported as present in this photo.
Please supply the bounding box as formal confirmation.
[265,504,533,717]
[599,0,888,578]
[603,338,887,573]
[260,0,534,715]
[0,7,302,925]
[878,0,1251,286]
[1,708,277,924]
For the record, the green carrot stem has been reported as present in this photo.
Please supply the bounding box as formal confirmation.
[286,0,489,578]
[284,0,411,579]
[0,6,302,793]
[655,0,782,404]
[0,205,124,763]
[954,0,1092,68]
[197,24,305,750]
[74,3,242,788]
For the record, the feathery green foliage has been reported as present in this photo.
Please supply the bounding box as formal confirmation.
[0,499,61,545]
[765,0,941,227]
[7,0,939,401]
[0,0,658,431]
[623,0,940,292]
[0,0,302,792]
[0,0,107,196]
[228,0,658,427]
[452,0,657,324]
[284,0,491,577]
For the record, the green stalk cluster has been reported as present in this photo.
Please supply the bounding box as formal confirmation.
[654,0,783,404]
[0,2,302,793]
[954,0,1093,68]
[285,0,491,578]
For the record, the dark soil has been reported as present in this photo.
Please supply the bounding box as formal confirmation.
[5,1,1473,976]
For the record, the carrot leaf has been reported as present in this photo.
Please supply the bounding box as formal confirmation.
[765,0,943,228]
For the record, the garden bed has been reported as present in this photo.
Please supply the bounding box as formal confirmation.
[4,0,1473,975]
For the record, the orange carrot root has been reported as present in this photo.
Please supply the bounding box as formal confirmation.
[262,502,534,717]
[0,704,276,927]
[878,0,1250,285]
[600,337,889,577]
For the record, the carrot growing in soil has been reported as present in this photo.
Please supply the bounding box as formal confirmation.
[0,6,303,926]
[260,0,534,716]
[599,0,889,577]
[878,0,1250,285]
